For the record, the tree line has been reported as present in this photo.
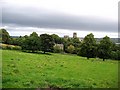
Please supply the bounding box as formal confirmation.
[0,28,120,61]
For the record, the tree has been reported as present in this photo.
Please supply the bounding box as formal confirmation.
[51,34,63,44]
[40,34,54,53]
[11,36,25,46]
[71,37,81,54]
[78,33,97,59]
[97,36,113,61]
[22,32,40,52]
[62,37,73,53]
[110,51,118,60]
[109,43,120,60]
[0,29,10,44]
[116,50,120,60]
[67,45,75,54]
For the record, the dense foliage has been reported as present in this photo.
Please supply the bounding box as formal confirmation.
[22,32,40,52]
[40,34,54,53]
[97,36,113,61]
[78,33,97,59]
[0,29,11,44]
[1,29,119,60]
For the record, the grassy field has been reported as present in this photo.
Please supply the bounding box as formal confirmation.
[2,50,118,88]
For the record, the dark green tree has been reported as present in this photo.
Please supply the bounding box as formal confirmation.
[10,36,27,46]
[97,36,113,61]
[10,38,18,45]
[22,32,40,52]
[78,33,97,59]
[40,34,54,53]
[14,36,25,46]
[0,29,11,44]
[51,34,62,44]
[109,43,120,60]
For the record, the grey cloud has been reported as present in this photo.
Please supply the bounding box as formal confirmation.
[2,5,117,33]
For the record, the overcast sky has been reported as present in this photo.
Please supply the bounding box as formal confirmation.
[1,0,119,38]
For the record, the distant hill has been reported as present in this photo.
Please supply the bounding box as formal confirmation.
[78,37,119,43]
[11,36,19,38]
[96,38,119,43]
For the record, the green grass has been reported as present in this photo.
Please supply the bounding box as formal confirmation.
[2,50,118,88]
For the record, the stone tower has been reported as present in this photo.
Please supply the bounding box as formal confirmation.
[73,32,77,38]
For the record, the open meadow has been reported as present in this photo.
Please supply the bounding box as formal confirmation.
[2,50,118,88]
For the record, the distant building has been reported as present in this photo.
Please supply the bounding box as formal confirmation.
[73,32,77,38]
[54,44,64,50]
[64,35,69,40]
[63,33,84,42]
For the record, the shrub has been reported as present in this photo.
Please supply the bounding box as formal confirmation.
[6,45,13,50]
[67,45,75,54]
[0,44,7,49]
[0,44,21,50]
[13,46,22,50]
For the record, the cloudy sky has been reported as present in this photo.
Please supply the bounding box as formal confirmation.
[1,0,119,38]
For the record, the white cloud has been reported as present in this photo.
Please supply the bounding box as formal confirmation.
[1,0,118,38]
[2,0,119,21]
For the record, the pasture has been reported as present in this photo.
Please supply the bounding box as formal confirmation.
[2,50,118,88]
